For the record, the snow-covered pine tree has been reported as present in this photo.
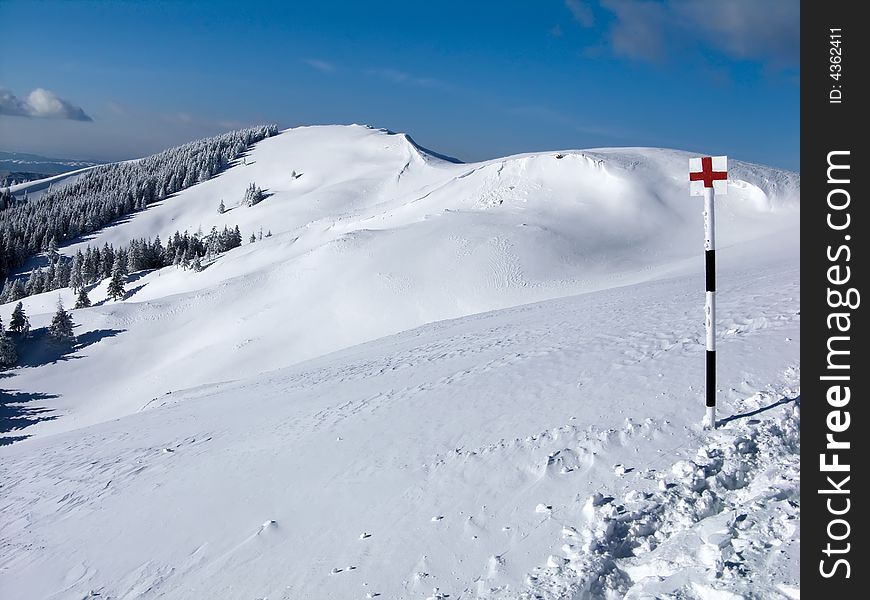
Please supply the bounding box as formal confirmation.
[7,279,24,302]
[68,250,84,291]
[218,199,225,214]
[47,236,60,262]
[52,261,70,289]
[107,257,126,301]
[74,287,91,309]
[0,323,15,369]
[49,298,75,343]
[128,240,143,272]
[0,187,12,210]
[9,301,28,334]
[117,247,128,275]
[24,269,42,296]
[244,182,265,207]
[101,244,115,280]
[249,233,256,244]
[81,248,96,284]
[151,235,164,265]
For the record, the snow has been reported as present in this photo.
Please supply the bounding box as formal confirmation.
[0,125,799,598]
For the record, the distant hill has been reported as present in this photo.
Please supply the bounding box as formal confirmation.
[0,150,102,185]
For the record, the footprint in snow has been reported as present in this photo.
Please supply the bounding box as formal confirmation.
[330,565,355,575]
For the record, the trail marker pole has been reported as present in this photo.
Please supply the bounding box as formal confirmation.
[689,156,727,429]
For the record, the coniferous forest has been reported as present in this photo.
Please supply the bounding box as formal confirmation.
[0,125,278,303]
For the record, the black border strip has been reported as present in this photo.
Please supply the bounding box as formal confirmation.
[803,2,866,594]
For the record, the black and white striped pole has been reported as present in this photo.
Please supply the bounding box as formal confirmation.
[689,156,727,429]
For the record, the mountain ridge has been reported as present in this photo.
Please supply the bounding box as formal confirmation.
[2,124,799,441]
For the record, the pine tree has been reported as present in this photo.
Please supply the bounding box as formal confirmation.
[244,182,264,206]
[107,257,126,301]
[49,298,75,343]
[24,269,42,296]
[249,233,256,244]
[74,287,91,309]
[101,244,114,280]
[218,199,225,214]
[117,247,128,275]
[47,236,60,262]
[8,279,25,302]
[128,240,143,272]
[81,248,96,284]
[52,260,70,289]
[0,325,15,369]
[152,235,164,266]
[9,301,28,334]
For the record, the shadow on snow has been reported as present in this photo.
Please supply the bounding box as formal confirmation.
[1,326,125,445]
[15,326,125,368]
[0,384,59,446]
[718,394,800,426]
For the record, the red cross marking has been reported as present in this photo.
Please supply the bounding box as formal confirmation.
[690,156,727,188]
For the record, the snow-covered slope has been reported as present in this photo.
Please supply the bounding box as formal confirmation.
[1,125,799,598]
[1,253,800,599]
[1,125,799,439]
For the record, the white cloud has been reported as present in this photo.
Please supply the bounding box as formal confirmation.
[0,88,93,121]
[595,0,799,66]
[675,0,799,65]
[565,0,595,27]
[601,0,668,62]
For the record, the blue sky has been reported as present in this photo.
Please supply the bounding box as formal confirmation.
[0,1,799,169]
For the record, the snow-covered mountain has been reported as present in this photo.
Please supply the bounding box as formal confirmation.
[1,125,799,599]
[2,125,799,437]
[0,150,101,175]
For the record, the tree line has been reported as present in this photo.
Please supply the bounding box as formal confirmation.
[0,223,248,369]
[0,225,246,304]
[0,124,278,281]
